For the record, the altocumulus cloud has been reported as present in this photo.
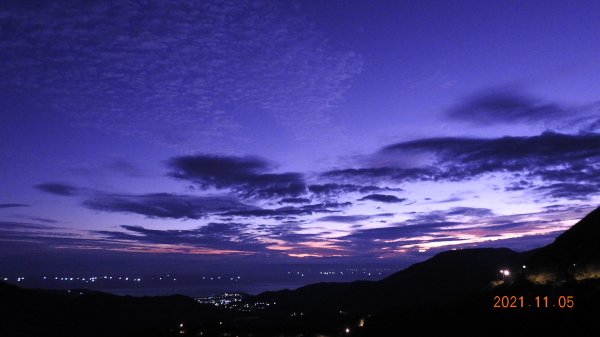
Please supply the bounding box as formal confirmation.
[0,0,362,147]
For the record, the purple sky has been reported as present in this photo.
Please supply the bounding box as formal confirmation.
[1,0,600,275]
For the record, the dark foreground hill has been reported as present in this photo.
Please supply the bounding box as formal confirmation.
[1,206,599,337]
[529,206,600,268]
[0,281,227,337]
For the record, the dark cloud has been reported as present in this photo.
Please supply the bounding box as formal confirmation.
[83,193,254,219]
[0,226,141,255]
[358,194,406,203]
[315,206,539,256]
[406,207,494,223]
[221,208,309,218]
[408,207,495,223]
[308,183,401,196]
[446,90,600,132]
[279,197,311,204]
[383,132,600,167]
[11,214,60,224]
[443,207,494,217]
[322,167,439,183]
[318,215,372,223]
[505,180,535,192]
[0,203,29,209]
[324,132,600,200]
[335,208,564,256]
[35,183,80,196]
[535,183,598,200]
[447,90,567,125]
[95,223,268,252]
[28,217,58,224]
[581,116,600,132]
[168,155,306,199]
[317,213,394,223]
[0,219,275,257]
[482,220,541,232]
[309,201,353,209]
[0,221,55,230]
[429,196,466,203]
[385,132,600,196]
[339,221,459,254]
[221,203,345,218]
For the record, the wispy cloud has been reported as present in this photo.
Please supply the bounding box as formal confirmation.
[95,223,269,254]
[35,183,80,196]
[83,193,255,220]
[0,203,29,209]
[446,89,600,132]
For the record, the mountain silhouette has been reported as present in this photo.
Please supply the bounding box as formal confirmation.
[528,206,600,269]
[252,247,524,314]
[1,206,599,336]
[254,206,600,311]
[0,281,224,337]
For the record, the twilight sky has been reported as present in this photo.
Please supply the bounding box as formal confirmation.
[1,0,600,275]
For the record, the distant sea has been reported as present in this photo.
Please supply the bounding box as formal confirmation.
[3,268,393,297]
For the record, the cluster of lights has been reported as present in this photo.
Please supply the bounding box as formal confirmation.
[198,275,241,281]
[196,292,245,307]
[44,275,144,283]
[287,269,387,278]
[4,273,247,285]
[0,275,150,284]
[0,277,27,282]
[196,293,276,312]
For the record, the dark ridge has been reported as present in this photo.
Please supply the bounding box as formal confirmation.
[529,206,600,268]
[0,282,224,337]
